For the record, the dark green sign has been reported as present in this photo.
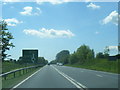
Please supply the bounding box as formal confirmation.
[22,49,38,63]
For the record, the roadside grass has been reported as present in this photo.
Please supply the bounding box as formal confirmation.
[2,62,35,73]
[2,67,41,88]
[66,59,119,74]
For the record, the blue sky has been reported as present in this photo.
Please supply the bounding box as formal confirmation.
[2,1,118,61]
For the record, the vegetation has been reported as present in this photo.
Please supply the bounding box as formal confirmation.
[2,57,48,73]
[2,60,37,73]
[51,44,119,73]
[96,52,105,59]
[53,45,95,65]
[56,50,70,64]
[17,56,48,65]
[66,59,118,73]
[69,45,94,64]
[37,57,48,65]
[0,20,15,61]
[50,60,57,64]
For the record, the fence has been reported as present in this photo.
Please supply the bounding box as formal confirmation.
[0,65,43,80]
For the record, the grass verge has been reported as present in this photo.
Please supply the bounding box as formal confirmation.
[2,67,42,88]
[65,59,119,74]
[2,62,36,73]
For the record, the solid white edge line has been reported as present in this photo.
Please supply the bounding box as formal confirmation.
[52,65,87,89]
[10,65,46,90]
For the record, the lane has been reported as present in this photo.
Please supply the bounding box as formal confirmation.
[16,65,76,88]
[53,65,119,88]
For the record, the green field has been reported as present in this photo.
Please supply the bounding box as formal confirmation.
[66,59,119,74]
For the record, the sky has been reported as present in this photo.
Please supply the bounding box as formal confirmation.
[2,1,119,61]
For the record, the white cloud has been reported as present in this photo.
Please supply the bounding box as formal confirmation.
[20,6,41,16]
[34,7,42,15]
[102,11,120,25]
[35,0,118,5]
[2,0,119,3]
[36,0,89,5]
[4,18,23,26]
[23,28,75,38]
[104,46,118,55]
[87,3,100,9]
[85,0,93,2]
[3,2,7,5]
[36,7,41,11]
[108,46,118,50]
[3,0,21,2]
[36,0,63,5]
[95,31,99,34]
[20,6,32,15]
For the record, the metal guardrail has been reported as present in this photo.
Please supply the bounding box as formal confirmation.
[0,65,43,80]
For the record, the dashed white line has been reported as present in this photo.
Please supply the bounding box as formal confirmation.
[96,74,103,77]
[52,66,87,90]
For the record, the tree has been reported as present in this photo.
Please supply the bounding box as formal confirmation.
[87,49,95,60]
[76,44,94,63]
[0,20,15,60]
[38,57,48,65]
[50,60,57,64]
[56,50,70,64]
[69,53,78,64]
[104,46,110,54]
[96,52,104,59]
[104,46,109,59]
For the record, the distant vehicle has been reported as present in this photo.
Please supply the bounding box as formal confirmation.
[57,63,63,66]
[48,63,50,65]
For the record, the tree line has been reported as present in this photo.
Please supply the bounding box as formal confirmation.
[17,56,48,65]
[50,45,111,65]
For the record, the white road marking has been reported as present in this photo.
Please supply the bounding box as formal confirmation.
[52,66,87,90]
[80,68,119,75]
[96,74,103,77]
[10,65,47,90]
[78,68,118,79]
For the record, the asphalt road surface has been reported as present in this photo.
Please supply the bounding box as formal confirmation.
[13,65,119,89]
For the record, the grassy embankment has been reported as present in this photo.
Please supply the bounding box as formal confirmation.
[2,62,36,73]
[2,62,42,88]
[66,59,119,74]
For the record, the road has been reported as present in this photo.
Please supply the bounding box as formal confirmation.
[13,65,119,89]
